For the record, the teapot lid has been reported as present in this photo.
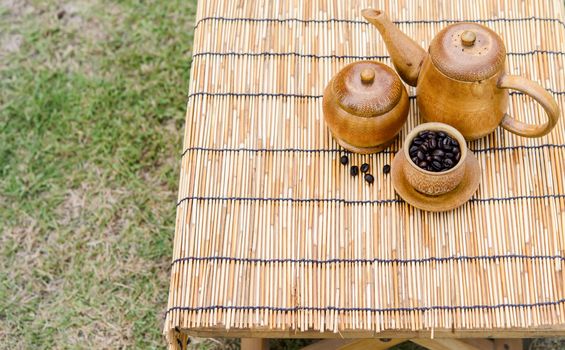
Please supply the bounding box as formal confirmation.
[429,22,506,82]
[332,61,403,118]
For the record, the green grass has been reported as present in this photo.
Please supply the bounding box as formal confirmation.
[0,0,195,348]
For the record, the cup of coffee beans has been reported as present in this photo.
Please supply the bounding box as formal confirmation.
[402,122,468,196]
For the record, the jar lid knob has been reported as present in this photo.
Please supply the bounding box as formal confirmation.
[461,30,476,46]
[360,68,375,84]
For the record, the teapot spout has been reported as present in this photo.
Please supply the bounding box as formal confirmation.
[362,9,427,87]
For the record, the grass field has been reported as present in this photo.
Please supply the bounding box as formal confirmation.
[0,0,195,348]
[0,1,563,349]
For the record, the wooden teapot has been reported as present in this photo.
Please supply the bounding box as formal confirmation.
[323,61,409,153]
[362,9,560,140]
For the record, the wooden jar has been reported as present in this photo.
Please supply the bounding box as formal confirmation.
[322,61,409,154]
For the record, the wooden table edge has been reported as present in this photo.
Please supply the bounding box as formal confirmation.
[179,325,565,338]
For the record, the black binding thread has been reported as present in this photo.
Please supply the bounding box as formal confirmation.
[170,254,565,267]
[179,144,565,158]
[192,49,565,60]
[175,193,565,207]
[186,89,565,100]
[193,16,565,30]
[166,298,565,314]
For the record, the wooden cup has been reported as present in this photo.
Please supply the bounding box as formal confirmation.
[402,123,468,196]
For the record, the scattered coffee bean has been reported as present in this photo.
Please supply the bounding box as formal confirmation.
[383,164,391,174]
[340,155,349,165]
[364,173,374,184]
[360,163,369,173]
[409,129,461,172]
[350,165,359,176]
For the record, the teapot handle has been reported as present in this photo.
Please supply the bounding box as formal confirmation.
[497,74,560,138]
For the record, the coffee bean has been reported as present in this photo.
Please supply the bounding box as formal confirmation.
[410,129,462,172]
[340,155,349,165]
[360,163,369,173]
[417,150,425,160]
[364,173,374,184]
[383,164,391,174]
[350,165,359,176]
[443,158,454,168]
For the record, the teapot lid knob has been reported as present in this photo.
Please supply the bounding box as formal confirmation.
[461,30,476,46]
[360,68,375,84]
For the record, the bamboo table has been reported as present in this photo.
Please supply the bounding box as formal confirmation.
[165,0,565,349]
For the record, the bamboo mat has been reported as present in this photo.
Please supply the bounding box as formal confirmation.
[165,0,565,345]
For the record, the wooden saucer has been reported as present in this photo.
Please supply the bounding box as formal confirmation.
[391,150,481,212]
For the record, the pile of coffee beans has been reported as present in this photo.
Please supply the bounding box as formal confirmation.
[339,156,388,184]
[409,130,461,172]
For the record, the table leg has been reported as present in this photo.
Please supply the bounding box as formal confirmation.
[301,338,406,350]
[241,338,269,350]
[412,338,482,350]
[494,339,523,350]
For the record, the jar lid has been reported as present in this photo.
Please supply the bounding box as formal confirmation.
[429,22,506,82]
[332,61,403,118]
